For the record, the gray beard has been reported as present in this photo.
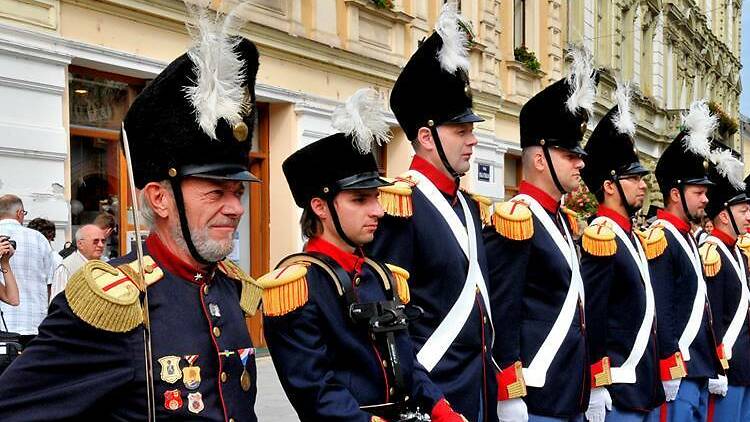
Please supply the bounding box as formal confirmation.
[170,221,234,263]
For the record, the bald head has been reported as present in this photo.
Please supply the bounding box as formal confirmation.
[0,195,23,221]
[76,224,106,260]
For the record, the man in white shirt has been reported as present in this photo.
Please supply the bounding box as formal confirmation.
[50,224,106,301]
[0,195,57,347]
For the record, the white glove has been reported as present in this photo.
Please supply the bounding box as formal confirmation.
[708,375,728,397]
[662,379,681,401]
[584,387,612,422]
[497,397,528,422]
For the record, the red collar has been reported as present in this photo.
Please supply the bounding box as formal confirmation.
[520,181,560,214]
[410,155,458,198]
[597,205,632,232]
[657,209,691,234]
[145,234,209,284]
[305,236,364,273]
[712,228,736,247]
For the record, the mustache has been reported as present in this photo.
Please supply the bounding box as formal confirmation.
[208,217,240,228]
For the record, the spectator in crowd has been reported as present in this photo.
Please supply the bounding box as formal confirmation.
[0,195,57,347]
[0,236,19,306]
[49,224,106,301]
[93,212,117,260]
[27,217,63,274]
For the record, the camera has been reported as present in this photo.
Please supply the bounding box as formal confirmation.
[0,236,15,250]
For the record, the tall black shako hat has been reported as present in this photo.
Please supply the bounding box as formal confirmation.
[705,143,748,224]
[581,82,648,215]
[283,88,392,247]
[655,100,716,221]
[390,1,482,179]
[520,45,597,194]
[123,1,259,265]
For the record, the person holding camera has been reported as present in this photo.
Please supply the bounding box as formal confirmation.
[0,237,19,306]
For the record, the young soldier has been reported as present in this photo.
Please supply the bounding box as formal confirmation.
[648,100,724,422]
[367,3,497,421]
[483,46,597,422]
[0,3,262,420]
[260,89,466,422]
[699,145,750,421]
[579,83,664,421]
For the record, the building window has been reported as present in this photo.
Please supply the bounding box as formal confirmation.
[68,66,145,258]
[504,154,522,199]
[514,0,526,48]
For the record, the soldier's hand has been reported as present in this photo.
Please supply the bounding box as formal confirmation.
[584,387,611,422]
[708,375,728,397]
[497,397,528,422]
[662,379,681,401]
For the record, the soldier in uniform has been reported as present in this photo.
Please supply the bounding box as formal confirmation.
[0,3,262,420]
[260,88,467,422]
[647,100,724,422]
[483,46,597,422]
[698,144,750,421]
[578,83,664,421]
[366,3,498,421]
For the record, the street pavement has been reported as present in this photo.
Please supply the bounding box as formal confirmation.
[255,355,300,421]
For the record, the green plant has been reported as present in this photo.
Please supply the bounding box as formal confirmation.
[370,0,394,9]
[514,46,541,73]
[707,101,739,137]
[564,181,598,218]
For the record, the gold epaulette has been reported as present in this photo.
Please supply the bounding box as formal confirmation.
[385,263,410,304]
[218,260,263,316]
[378,174,416,217]
[560,206,580,236]
[737,233,750,257]
[637,227,667,260]
[492,200,534,241]
[469,193,493,226]
[582,222,617,257]
[116,255,164,288]
[699,242,722,277]
[256,264,309,317]
[65,260,143,333]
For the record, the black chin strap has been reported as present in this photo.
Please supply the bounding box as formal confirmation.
[542,146,567,194]
[429,126,462,191]
[326,197,360,250]
[614,179,639,217]
[726,206,742,238]
[677,184,702,225]
[169,178,213,266]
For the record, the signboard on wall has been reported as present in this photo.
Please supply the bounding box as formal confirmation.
[478,163,491,182]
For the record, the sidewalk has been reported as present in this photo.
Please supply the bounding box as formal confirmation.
[255,355,299,421]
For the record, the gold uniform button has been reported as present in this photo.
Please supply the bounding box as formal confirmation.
[382,359,388,367]
[202,285,209,295]
[229,419,235,422]
[389,387,395,395]
[483,316,488,324]
[221,372,228,382]
[213,327,221,337]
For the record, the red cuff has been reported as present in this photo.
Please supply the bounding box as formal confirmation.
[496,361,527,400]
[660,352,687,380]
[431,398,465,422]
[717,344,729,370]
[590,357,612,388]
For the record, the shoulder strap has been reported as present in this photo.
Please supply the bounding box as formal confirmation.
[276,252,358,308]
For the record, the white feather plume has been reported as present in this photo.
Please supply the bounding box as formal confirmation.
[183,0,250,140]
[565,45,596,116]
[681,99,717,159]
[435,1,470,74]
[709,147,745,190]
[612,81,636,136]
[331,88,392,154]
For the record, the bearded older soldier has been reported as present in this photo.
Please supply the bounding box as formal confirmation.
[0,2,263,420]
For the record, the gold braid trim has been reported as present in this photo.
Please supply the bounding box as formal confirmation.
[385,263,410,304]
[470,193,493,226]
[737,233,750,257]
[637,227,668,260]
[218,260,263,316]
[256,264,309,317]
[65,260,143,333]
[378,177,415,217]
[699,242,722,277]
[561,206,580,236]
[582,222,617,257]
[493,200,534,241]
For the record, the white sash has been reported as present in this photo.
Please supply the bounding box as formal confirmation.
[514,194,585,387]
[406,170,493,372]
[591,217,655,384]
[654,219,707,361]
[702,236,749,360]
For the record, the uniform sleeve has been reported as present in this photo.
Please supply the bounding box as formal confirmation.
[409,347,445,410]
[580,251,615,364]
[483,225,530,369]
[705,257,728,343]
[0,294,140,421]
[648,242,679,358]
[264,300,373,422]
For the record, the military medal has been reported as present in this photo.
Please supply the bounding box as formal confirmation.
[163,389,183,411]
[187,392,205,414]
[182,355,201,390]
[158,355,182,384]
[238,348,255,392]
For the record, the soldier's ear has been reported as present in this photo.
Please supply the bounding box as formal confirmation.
[416,127,434,152]
[309,197,329,221]
[141,182,171,219]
